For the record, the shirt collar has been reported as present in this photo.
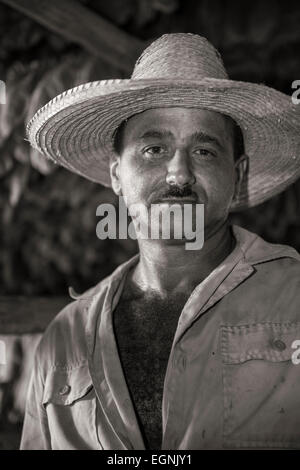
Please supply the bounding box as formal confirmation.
[74,224,299,302]
[231,224,300,265]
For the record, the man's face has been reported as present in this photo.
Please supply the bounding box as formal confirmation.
[110,107,238,237]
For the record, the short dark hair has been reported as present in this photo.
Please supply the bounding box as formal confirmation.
[228,116,245,161]
[113,119,128,156]
[113,114,245,161]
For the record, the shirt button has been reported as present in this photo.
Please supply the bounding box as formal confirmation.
[59,385,71,395]
[271,339,286,351]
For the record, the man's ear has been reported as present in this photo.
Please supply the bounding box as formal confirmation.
[110,156,122,196]
[233,154,249,201]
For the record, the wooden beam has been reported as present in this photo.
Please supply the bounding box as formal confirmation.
[0,296,70,335]
[1,0,145,73]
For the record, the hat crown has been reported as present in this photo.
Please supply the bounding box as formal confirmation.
[132,33,228,80]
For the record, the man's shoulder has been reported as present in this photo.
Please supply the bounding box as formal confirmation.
[234,225,300,266]
[251,253,300,288]
[34,254,139,372]
[232,225,300,296]
[234,227,300,305]
[35,274,112,371]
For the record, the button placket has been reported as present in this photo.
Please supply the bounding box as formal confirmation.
[163,351,185,449]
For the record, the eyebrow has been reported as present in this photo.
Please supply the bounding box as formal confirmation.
[137,129,225,152]
[189,131,225,152]
[137,129,174,141]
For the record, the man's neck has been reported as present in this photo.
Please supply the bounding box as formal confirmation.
[129,221,235,297]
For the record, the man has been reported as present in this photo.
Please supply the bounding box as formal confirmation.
[21,33,300,450]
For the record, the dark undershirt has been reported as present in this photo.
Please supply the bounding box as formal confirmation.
[112,274,190,450]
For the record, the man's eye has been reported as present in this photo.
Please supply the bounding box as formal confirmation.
[143,146,165,156]
[193,148,216,158]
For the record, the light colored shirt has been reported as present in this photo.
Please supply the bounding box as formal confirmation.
[20,225,300,450]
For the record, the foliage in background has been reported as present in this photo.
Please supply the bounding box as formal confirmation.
[0,0,299,450]
[0,0,300,296]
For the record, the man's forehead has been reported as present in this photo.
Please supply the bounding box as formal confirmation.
[129,106,228,122]
[124,107,234,144]
[136,128,225,151]
[124,107,232,137]
[113,106,237,155]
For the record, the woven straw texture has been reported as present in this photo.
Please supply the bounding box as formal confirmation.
[27,33,300,211]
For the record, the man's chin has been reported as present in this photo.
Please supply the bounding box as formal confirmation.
[145,222,201,241]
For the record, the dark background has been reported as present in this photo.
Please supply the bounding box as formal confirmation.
[0,0,300,297]
[0,0,299,449]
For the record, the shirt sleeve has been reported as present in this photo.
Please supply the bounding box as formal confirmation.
[20,354,51,450]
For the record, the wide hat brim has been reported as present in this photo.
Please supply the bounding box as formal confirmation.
[27,77,300,211]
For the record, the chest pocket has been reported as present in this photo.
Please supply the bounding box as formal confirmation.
[220,322,300,449]
[43,364,93,406]
[42,364,100,449]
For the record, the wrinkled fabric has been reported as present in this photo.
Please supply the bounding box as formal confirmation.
[20,225,300,450]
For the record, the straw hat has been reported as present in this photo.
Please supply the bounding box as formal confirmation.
[27,33,300,211]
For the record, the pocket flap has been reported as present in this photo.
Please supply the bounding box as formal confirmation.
[43,363,93,406]
[221,322,300,364]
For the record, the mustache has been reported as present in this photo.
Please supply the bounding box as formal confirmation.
[151,185,199,202]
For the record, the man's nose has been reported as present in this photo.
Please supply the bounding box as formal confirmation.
[165,149,196,186]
